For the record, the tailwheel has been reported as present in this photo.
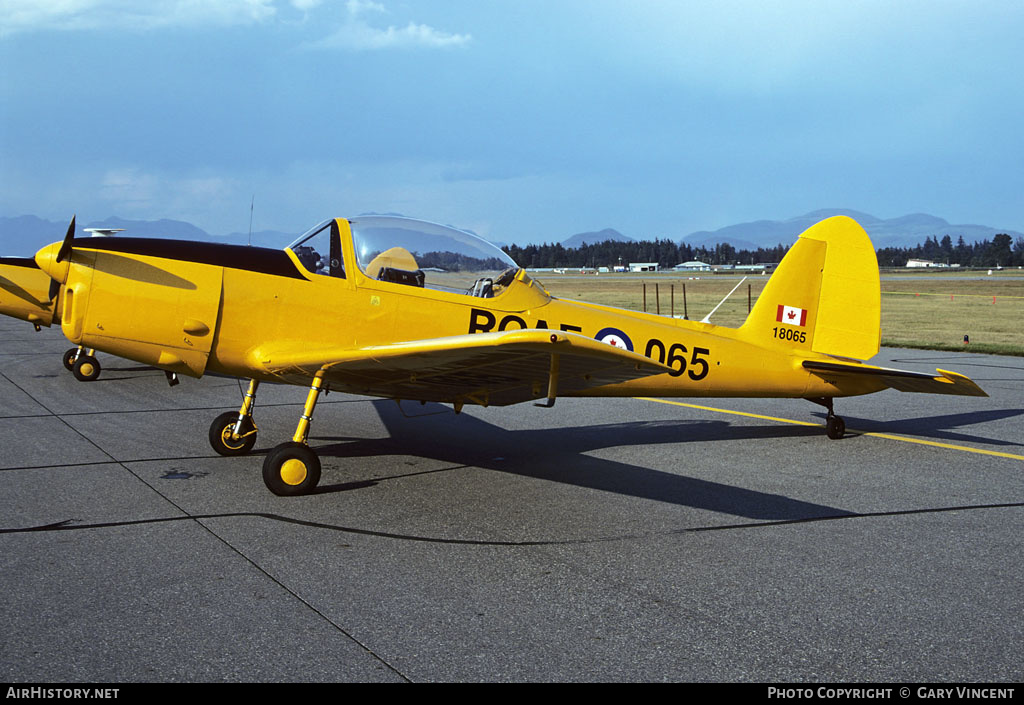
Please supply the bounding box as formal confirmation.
[62,347,80,371]
[826,415,846,440]
[262,442,321,496]
[72,354,101,382]
[208,411,257,456]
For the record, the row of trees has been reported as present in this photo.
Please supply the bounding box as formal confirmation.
[876,233,1023,268]
[502,239,789,270]
[503,233,1024,269]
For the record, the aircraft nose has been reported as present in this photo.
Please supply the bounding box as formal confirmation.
[34,241,70,285]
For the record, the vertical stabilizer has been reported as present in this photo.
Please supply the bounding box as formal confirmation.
[738,216,880,361]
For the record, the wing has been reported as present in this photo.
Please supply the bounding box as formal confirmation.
[803,360,987,397]
[248,329,672,406]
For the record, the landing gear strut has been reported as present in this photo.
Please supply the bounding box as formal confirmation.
[826,414,846,440]
[806,397,845,439]
[64,347,101,381]
[262,370,326,496]
[209,379,260,456]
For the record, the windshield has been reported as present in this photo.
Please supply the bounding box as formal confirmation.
[287,220,344,278]
[348,216,520,297]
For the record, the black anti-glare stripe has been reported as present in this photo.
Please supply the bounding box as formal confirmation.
[0,257,41,269]
[70,238,308,280]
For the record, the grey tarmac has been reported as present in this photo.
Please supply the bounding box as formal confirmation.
[1,317,1021,682]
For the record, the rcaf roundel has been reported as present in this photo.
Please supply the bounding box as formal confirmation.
[595,327,634,351]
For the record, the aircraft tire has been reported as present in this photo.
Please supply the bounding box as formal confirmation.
[62,348,80,371]
[826,416,845,440]
[209,412,257,456]
[72,355,101,382]
[263,442,321,496]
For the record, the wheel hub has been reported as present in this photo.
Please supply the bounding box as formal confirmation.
[280,458,308,485]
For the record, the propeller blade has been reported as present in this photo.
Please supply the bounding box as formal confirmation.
[48,277,61,302]
[55,215,75,264]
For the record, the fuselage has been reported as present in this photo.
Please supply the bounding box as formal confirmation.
[34,216,887,404]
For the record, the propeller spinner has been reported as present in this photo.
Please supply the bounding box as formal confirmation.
[36,216,76,301]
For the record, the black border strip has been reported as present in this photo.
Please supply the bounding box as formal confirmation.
[0,257,41,269]
[70,238,308,280]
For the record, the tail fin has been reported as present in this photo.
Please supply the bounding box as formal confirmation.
[738,216,880,361]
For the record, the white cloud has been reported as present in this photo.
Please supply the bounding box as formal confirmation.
[345,0,385,17]
[302,1,470,51]
[99,167,159,208]
[341,20,471,50]
[2,0,470,51]
[0,0,277,36]
[90,166,240,228]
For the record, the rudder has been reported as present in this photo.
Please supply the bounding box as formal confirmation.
[738,216,880,361]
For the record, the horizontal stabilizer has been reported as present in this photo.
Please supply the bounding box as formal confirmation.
[803,360,987,397]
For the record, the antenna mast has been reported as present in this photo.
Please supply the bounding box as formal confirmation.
[701,276,747,324]
[248,195,255,246]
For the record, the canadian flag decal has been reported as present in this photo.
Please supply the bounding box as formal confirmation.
[776,304,808,327]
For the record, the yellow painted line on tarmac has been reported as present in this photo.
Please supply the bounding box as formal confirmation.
[638,397,1024,461]
[638,397,821,428]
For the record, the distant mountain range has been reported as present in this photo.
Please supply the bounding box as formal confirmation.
[561,228,634,248]
[1,210,1019,258]
[0,215,299,256]
[679,209,1022,251]
[560,210,1021,250]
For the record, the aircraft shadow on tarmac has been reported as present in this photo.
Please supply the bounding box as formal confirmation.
[814,408,1024,448]
[306,399,855,522]
[102,364,161,373]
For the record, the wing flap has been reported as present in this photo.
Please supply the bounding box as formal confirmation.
[249,329,671,406]
[803,360,987,397]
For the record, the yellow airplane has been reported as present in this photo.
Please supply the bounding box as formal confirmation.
[0,254,55,332]
[0,219,120,380]
[31,214,986,495]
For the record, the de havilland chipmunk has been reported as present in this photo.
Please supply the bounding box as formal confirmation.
[0,222,123,380]
[22,213,985,495]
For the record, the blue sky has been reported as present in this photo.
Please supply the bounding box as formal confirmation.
[1,0,1022,244]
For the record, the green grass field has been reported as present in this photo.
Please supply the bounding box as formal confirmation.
[533,269,1024,356]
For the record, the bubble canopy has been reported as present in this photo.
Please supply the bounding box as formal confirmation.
[290,216,520,297]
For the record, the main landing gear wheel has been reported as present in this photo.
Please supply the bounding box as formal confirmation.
[72,354,101,382]
[62,348,80,371]
[208,411,258,456]
[826,415,846,440]
[263,442,321,496]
